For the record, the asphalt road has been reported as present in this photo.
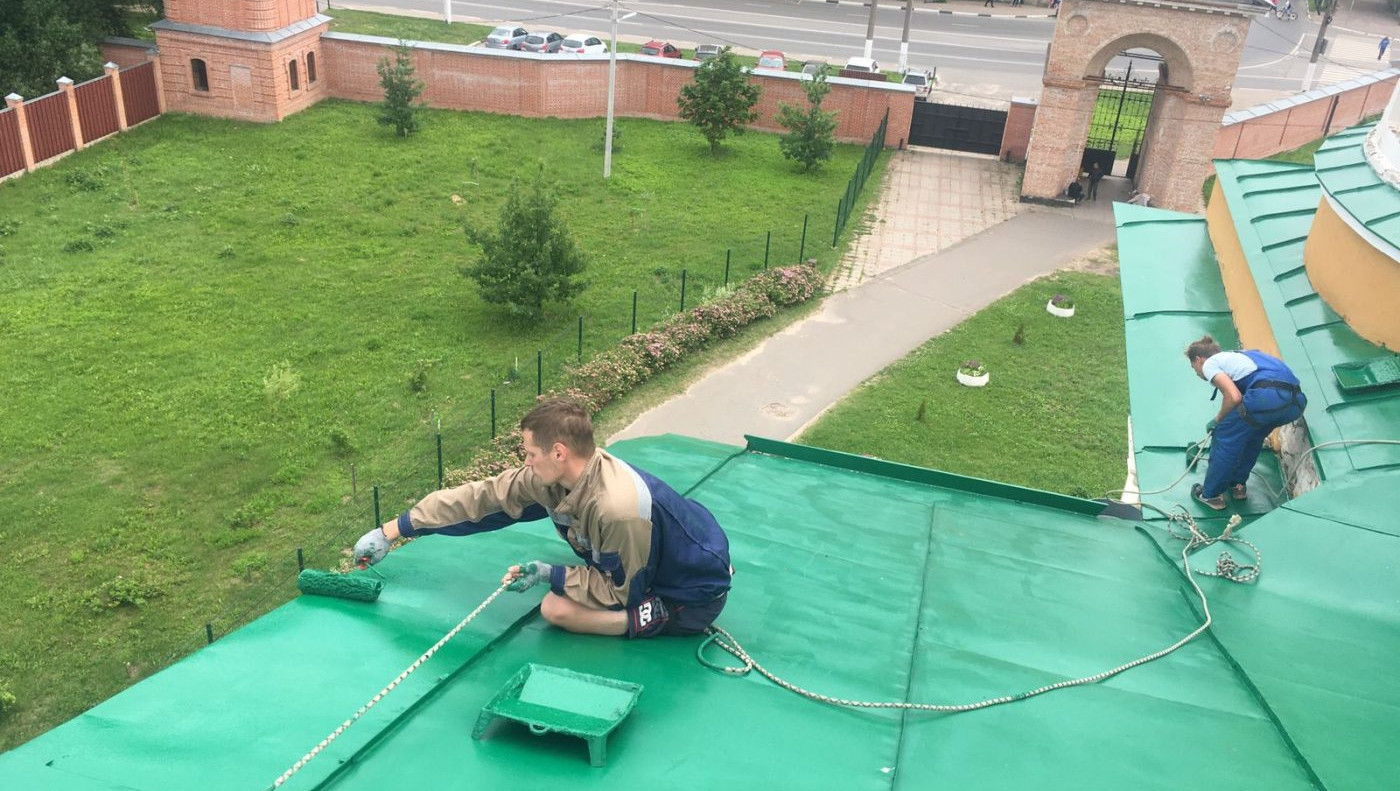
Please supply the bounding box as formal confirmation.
[339,0,1329,102]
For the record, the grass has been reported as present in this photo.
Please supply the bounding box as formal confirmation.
[1089,88,1152,160]
[0,99,886,749]
[1202,128,1340,205]
[796,266,1130,499]
[324,8,494,44]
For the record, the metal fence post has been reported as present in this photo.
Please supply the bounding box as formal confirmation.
[490,389,497,438]
[832,199,841,247]
[296,547,305,572]
[372,485,381,528]
[631,290,638,335]
[763,231,771,269]
[799,214,808,261]
[724,249,731,288]
[577,315,583,362]
[536,349,542,397]
[436,431,444,489]
[680,269,687,312]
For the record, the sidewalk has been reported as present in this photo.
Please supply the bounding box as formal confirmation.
[609,148,1125,447]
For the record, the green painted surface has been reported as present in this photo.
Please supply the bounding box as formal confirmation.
[1314,123,1400,246]
[1214,154,1400,480]
[10,435,1396,788]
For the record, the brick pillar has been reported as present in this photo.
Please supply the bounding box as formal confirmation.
[105,62,129,131]
[57,76,85,150]
[151,54,167,113]
[5,93,36,172]
[1000,97,1037,164]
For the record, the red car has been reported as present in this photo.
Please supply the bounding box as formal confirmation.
[640,40,682,58]
[755,50,787,73]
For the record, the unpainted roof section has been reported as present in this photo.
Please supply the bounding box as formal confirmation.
[1214,154,1400,479]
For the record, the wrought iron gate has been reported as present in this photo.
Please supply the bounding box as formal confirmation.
[908,101,1007,156]
[1083,59,1155,177]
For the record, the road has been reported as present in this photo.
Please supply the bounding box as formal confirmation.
[338,0,1362,104]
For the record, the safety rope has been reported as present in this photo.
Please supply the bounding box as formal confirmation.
[697,512,1258,714]
[267,581,511,790]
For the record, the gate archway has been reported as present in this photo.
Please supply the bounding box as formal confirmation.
[1022,0,1252,212]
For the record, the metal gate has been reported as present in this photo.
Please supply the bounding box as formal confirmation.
[908,101,1007,156]
[1083,59,1155,177]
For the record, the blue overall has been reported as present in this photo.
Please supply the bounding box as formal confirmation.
[1202,350,1307,498]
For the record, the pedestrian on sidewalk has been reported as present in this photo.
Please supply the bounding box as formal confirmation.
[1087,162,1104,201]
[1379,36,1391,61]
[984,0,995,8]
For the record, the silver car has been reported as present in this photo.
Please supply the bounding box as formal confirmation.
[695,44,723,61]
[485,25,529,49]
[517,32,563,53]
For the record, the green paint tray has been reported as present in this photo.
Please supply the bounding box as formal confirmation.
[472,663,643,767]
[1333,356,1400,393]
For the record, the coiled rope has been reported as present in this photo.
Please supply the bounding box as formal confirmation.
[267,581,511,790]
[697,511,1258,713]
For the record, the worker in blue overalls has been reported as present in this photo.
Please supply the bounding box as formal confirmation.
[1185,335,1307,510]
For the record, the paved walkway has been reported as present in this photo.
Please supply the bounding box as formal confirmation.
[610,148,1128,447]
[829,148,1026,291]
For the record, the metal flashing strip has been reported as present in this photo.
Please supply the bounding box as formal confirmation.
[743,435,1106,516]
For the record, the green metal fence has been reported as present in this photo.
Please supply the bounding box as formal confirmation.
[833,110,889,245]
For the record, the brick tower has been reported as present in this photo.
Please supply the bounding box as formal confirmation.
[151,0,330,121]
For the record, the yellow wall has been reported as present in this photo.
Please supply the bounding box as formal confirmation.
[1304,199,1400,350]
[1206,181,1281,355]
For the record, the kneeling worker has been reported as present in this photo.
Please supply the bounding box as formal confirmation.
[355,398,732,638]
[1185,335,1307,510]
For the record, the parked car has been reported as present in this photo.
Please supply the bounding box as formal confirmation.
[559,33,608,55]
[695,44,724,61]
[901,68,933,100]
[641,40,682,58]
[516,32,564,53]
[801,61,828,77]
[843,56,881,74]
[485,25,529,49]
[755,50,787,72]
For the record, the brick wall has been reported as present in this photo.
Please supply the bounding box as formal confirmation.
[1213,73,1398,165]
[101,39,157,69]
[156,23,329,122]
[166,0,317,33]
[999,98,1037,163]
[321,36,913,145]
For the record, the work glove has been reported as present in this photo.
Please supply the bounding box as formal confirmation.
[1205,418,1218,434]
[353,527,390,568]
[506,561,553,593]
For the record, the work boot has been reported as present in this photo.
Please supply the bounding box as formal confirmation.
[1231,484,1248,501]
[1192,483,1227,511]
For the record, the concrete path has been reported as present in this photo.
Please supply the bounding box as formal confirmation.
[610,148,1129,447]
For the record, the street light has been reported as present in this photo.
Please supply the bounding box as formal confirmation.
[604,0,637,178]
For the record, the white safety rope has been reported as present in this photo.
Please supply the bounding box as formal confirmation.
[268,581,510,790]
[699,512,1256,713]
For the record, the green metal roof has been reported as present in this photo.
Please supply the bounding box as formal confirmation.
[1212,156,1400,480]
[1313,123,1400,252]
[4,434,1380,790]
[1113,202,1285,520]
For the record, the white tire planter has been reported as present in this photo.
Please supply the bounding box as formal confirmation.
[956,370,990,387]
[1046,301,1075,318]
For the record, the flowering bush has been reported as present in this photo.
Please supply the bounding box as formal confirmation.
[1050,293,1074,309]
[959,359,987,376]
[449,262,824,476]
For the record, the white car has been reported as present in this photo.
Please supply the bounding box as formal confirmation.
[843,56,881,74]
[901,68,933,100]
[559,33,608,55]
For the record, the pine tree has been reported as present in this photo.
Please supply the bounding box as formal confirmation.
[775,66,838,172]
[676,47,761,154]
[464,180,588,319]
[376,44,424,137]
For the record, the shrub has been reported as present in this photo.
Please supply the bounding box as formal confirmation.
[0,681,15,715]
[0,218,19,236]
[1050,293,1074,309]
[62,238,95,253]
[262,360,301,400]
[82,573,169,613]
[328,426,356,456]
[65,166,108,192]
[959,359,987,376]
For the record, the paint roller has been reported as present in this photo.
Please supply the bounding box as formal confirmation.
[297,569,384,602]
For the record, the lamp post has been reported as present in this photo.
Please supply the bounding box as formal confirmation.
[604,0,637,178]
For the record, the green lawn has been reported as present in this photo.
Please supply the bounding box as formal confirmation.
[796,267,1129,499]
[0,100,883,748]
[1089,89,1152,159]
[325,7,494,44]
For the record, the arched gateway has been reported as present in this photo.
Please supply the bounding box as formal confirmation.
[1023,0,1253,212]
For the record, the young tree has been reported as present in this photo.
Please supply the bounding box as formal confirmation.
[775,67,838,172]
[376,44,424,137]
[464,180,588,319]
[676,47,761,154]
